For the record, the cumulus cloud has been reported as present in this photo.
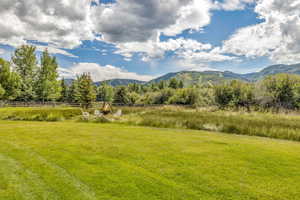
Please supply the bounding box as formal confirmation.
[213,0,255,11]
[59,63,154,82]
[221,0,300,64]
[0,0,218,63]
[115,38,212,60]
[0,0,94,48]
[4,0,295,68]
[93,0,211,43]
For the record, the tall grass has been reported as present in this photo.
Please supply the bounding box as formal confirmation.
[121,107,300,141]
[0,107,81,121]
[1,106,300,142]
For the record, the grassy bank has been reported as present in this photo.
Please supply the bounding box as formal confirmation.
[0,121,300,199]
[120,106,300,141]
[0,107,81,121]
[1,106,300,141]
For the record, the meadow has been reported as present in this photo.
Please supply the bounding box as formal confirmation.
[120,106,300,141]
[0,120,300,200]
[1,106,300,141]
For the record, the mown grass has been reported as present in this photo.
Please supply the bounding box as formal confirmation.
[0,121,300,200]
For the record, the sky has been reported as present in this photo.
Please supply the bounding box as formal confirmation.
[0,0,299,81]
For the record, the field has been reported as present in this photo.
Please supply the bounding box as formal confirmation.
[1,107,300,199]
[1,106,300,141]
[0,120,300,200]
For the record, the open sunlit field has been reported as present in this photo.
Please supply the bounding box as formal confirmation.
[1,106,300,141]
[0,120,300,200]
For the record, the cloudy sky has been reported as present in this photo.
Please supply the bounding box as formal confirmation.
[0,0,299,81]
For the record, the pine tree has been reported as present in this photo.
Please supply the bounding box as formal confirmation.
[158,81,167,90]
[97,83,114,103]
[0,58,21,100]
[60,78,68,102]
[68,79,80,103]
[12,45,37,101]
[169,78,179,89]
[114,86,130,104]
[77,73,96,108]
[36,49,61,102]
[178,80,184,88]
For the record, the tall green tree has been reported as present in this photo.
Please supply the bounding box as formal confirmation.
[36,49,61,102]
[97,83,114,103]
[169,78,180,89]
[158,81,167,90]
[60,78,69,102]
[12,45,37,101]
[77,73,96,108]
[128,83,141,93]
[114,86,130,104]
[258,74,300,109]
[68,79,80,103]
[229,80,254,111]
[0,58,21,100]
[214,83,233,109]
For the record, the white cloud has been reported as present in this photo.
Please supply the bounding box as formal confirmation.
[93,0,212,43]
[115,37,219,62]
[178,48,237,63]
[173,59,219,71]
[0,0,94,49]
[35,45,78,58]
[60,63,154,82]
[222,0,300,64]
[0,0,243,66]
[0,0,216,63]
[5,0,298,69]
[213,0,255,11]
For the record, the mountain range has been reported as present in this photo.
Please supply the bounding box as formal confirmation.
[66,63,300,86]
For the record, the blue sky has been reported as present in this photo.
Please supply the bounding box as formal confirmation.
[0,0,298,81]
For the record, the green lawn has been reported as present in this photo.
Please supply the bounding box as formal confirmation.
[0,121,300,200]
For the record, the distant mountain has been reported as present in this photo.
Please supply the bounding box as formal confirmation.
[62,78,145,87]
[95,79,146,86]
[148,63,300,85]
[241,63,300,81]
[149,70,248,85]
[62,63,300,87]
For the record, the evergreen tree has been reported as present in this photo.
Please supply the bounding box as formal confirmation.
[0,58,21,100]
[169,78,179,89]
[77,73,96,108]
[114,86,130,104]
[68,79,80,103]
[36,49,61,102]
[128,83,141,93]
[60,78,68,102]
[178,80,184,88]
[12,45,37,101]
[97,83,114,103]
[158,81,167,90]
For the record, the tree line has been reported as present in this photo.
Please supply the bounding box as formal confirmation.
[1,45,300,110]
